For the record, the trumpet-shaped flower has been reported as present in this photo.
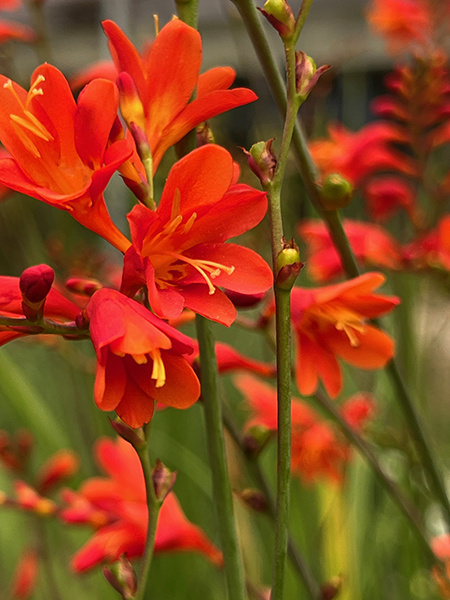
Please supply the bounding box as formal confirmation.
[290,273,399,398]
[122,144,272,326]
[61,437,222,571]
[86,288,200,428]
[0,64,132,251]
[102,19,257,173]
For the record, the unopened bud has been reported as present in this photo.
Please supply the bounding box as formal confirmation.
[275,240,303,290]
[196,122,215,146]
[236,488,268,512]
[295,52,331,102]
[258,0,295,40]
[109,418,146,447]
[152,459,177,502]
[243,426,273,458]
[103,556,137,600]
[20,264,54,322]
[321,576,342,600]
[320,173,353,210]
[75,310,90,330]
[243,139,277,185]
[36,449,80,494]
[65,277,102,297]
[117,72,146,132]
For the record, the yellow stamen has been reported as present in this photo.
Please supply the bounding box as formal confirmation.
[132,353,148,365]
[111,348,126,358]
[310,303,365,347]
[154,14,160,36]
[163,252,235,295]
[171,188,181,222]
[183,212,197,234]
[150,348,166,387]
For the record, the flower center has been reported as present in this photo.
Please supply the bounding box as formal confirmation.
[4,75,54,158]
[308,303,365,347]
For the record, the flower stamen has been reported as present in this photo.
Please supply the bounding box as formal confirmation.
[150,348,166,387]
[163,251,235,295]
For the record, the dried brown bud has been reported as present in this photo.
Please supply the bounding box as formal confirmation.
[235,488,268,512]
[243,139,277,185]
[258,0,295,40]
[152,459,177,502]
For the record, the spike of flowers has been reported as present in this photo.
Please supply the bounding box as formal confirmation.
[0,64,132,251]
[102,18,257,175]
[85,288,200,428]
[60,437,223,571]
[121,144,272,327]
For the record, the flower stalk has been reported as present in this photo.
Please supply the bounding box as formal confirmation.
[174,0,200,28]
[195,314,247,600]
[131,424,161,600]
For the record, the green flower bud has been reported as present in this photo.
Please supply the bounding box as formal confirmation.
[320,173,353,210]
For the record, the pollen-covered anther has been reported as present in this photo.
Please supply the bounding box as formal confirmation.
[132,353,148,365]
[150,348,166,387]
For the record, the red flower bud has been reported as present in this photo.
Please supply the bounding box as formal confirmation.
[243,139,277,185]
[152,459,177,502]
[295,52,331,102]
[65,277,102,297]
[258,0,295,40]
[19,265,54,321]
[36,449,80,494]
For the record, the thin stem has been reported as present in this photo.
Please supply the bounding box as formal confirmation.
[25,0,53,63]
[223,410,323,600]
[0,315,86,337]
[196,314,247,600]
[311,391,438,566]
[133,426,160,600]
[174,0,200,28]
[293,0,315,44]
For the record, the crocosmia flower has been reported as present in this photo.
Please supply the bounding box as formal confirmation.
[0,64,132,251]
[236,374,375,483]
[102,18,257,172]
[86,288,200,428]
[297,219,402,282]
[290,273,399,398]
[122,144,272,326]
[61,437,223,571]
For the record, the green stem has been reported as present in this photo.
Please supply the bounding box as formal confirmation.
[25,0,53,63]
[222,410,323,600]
[175,0,200,28]
[229,0,450,529]
[196,314,247,600]
[0,315,86,337]
[294,0,315,43]
[133,426,160,600]
[311,391,438,566]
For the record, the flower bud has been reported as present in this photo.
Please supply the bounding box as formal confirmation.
[235,488,268,512]
[295,52,331,102]
[320,173,353,210]
[109,418,146,447]
[152,459,177,502]
[243,426,273,458]
[103,556,137,600]
[243,139,277,185]
[321,576,342,600]
[20,264,54,322]
[117,72,146,132]
[65,277,102,297]
[10,549,39,600]
[196,122,215,146]
[36,449,80,494]
[275,240,303,290]
[258,0,295,40]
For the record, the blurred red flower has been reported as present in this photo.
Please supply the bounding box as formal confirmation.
[86,288,200,428]
[122,144,272,326]
[297,219,402,282]
[236,374,375,483]
[10,548,38,600]
[0,64,132,251]
[61,437,223,571]
[290,273,399,398]
[103,18,257,173]
[0,19,35,44]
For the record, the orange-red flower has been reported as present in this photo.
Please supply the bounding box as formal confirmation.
[122,144,272,326]
[86,288,200,428]
[289,273,399,398]
[0,19,35,44]
[297,219,402,282]
[403,215,450,271]
[102,18,257,173]
[0,64,132,251]
[236,374,375,483]
[366,0,433,55]
[61,437,223,571]
[9,548,38,600]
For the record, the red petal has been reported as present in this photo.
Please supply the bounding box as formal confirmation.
[198,67,235,97]
[180,284,236,326]
[115,375,155,428]
[94,350,127,411]
[327,324,395,369]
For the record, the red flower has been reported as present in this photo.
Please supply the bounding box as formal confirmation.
[0,64,132,251]
[122,144,272,326]
[61,437,222,571]
[103,19,257,174]
[10,549,38,600]
[290,273,399,398]
[0,19,35,44]
[403,215,450,271]
[309,122,415,189]
[236,374,375,483]
[366,0,433,55]
[297,219,402,282]
[189,340,276,378]
[86,288,200,428]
